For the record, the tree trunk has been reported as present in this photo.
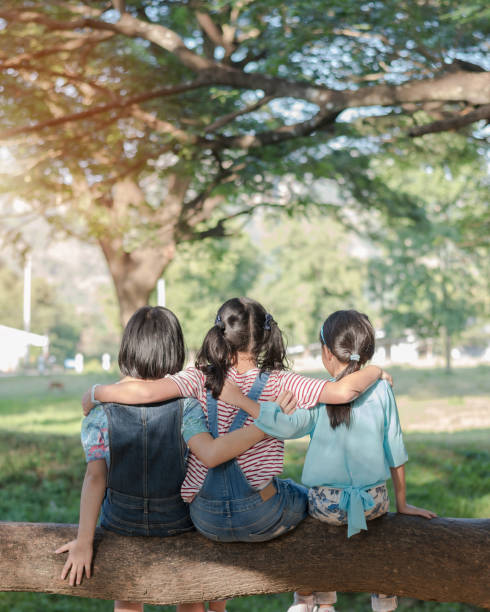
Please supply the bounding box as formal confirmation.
[1,516,489,607]
[95,174,191,327]
[99,239,175,327]
[443,326,452,372]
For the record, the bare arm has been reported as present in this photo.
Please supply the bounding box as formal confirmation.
[318,365,386,404]
[390,464,437,519]
[55,459,107,585]
[82,378,182,415]
[219,383,298,418]
[188,425,267,468]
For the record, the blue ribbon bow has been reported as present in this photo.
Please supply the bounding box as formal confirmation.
[339,486,375,538]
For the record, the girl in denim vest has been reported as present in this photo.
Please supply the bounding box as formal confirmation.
[58,306,252,612]
[83,299,391,547]
[221,310,436,612]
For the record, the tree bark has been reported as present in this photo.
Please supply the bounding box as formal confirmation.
[99,238,175,327]
[1,516,488,607]
[95,174,191,327]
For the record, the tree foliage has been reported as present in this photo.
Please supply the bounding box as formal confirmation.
[0,0,488,323]
[367,139,489,369]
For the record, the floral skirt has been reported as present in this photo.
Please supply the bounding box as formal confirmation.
[308,483,389,525]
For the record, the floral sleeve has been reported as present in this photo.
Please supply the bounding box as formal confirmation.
[81,405,110,465]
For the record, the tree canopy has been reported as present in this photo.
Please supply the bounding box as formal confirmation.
[0,0,488,323]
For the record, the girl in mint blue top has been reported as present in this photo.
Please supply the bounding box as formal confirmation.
[222,310,436,612]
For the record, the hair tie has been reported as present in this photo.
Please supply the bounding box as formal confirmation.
[215,314,223,327]
[320,325,326,345]
[350,353,360,361]
[264,313,273,330]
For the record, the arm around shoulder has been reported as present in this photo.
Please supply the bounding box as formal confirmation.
[83,378,182,415]
[188,426,266,468]
[318,365,382,404]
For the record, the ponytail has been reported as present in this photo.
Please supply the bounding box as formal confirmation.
[320,310,375,429]
[255,316,288,372]
[196,323,233,399]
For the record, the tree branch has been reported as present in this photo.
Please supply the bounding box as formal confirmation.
[0,81,207,140]
[3,9,488,111]
[0,10,217,72]
[0,32,115,69]
[204,95,275,132]
[206,109,339,150]
[409,104,490,137]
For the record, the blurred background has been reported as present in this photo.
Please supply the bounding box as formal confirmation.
[0,0,489,610]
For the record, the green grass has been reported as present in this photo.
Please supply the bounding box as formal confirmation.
[0,368,489,612]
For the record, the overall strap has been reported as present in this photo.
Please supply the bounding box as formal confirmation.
[206,371,271,438]
[229,371,270,432]
[206,390,220,439]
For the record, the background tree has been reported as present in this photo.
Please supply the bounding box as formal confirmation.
[367,138,489,371]
[0,259,83,363]
[163,233,260,348]
[0,0,488,324]
[250,210,369,347]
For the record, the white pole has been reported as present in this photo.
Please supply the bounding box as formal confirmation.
[23,253,32,333]
[157,279,166,307]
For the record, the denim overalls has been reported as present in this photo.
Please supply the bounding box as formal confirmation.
[100,400,194,537]
[189,372,308,542]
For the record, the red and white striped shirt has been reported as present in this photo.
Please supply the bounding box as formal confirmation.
[169,366,326,501]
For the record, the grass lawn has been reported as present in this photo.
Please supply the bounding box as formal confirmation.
[0,367,489,612]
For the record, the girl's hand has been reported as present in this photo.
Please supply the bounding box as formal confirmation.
[380,369,393,387]
[82,390,95,416]
[219,380,247,406]
[276,390,298,415]
[55,539,93,586]
[397,503,437,519]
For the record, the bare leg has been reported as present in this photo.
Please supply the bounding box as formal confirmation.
[315,591,337,611]
[208,600,227,612]
[114,602,143,612]
[287,592,315,611]
[177,603,206,612]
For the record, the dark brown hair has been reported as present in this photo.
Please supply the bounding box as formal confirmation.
[118,306,185,379]
[196,297,288,398]
[320,310,375,428]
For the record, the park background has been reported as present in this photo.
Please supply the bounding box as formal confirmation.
[0,0,489,610]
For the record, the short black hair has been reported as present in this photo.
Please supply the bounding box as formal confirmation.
[118,306,185,379]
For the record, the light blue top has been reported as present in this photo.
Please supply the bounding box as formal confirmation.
[181,398,209,443]
[255,379,408,537]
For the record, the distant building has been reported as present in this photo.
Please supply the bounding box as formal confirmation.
[0,325,49,372]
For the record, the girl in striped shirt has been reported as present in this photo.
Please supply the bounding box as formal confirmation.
[83,297,389,544]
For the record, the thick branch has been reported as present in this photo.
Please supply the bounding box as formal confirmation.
[409,104,490,137]
[1,516,488,607]
[211,70,490,109]
[0,10,216,73]
[2,9,489,111]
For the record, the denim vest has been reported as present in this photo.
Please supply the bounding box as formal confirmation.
[100,400,194,537]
